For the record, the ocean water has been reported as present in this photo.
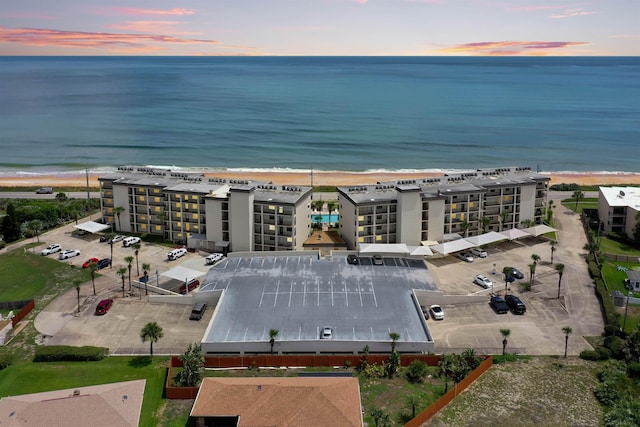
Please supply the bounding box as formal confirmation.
[0,56,638,175]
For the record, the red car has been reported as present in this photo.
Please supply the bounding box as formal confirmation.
[179,279,200,294]
[95,299,113,315]
[82,258,100,268]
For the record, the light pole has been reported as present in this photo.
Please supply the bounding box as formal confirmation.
[622,289,631,333]
[156,270,160,288]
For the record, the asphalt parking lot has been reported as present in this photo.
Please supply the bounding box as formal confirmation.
[22,199,605,357]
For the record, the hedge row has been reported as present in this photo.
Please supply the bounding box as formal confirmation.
[587,255,621,328]
[33,345,108,362]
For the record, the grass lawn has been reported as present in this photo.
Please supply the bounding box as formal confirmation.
[0,356,168,427]
[599,237,640,257]
[561,197,598,213]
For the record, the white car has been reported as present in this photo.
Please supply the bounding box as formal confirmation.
[168,247,187,261]
[474,274,493,289]
[41,244,62,256]
[455,252,474,262]
[122,236,141,247]
[321,326,333,339]
[205,253,225,265]
[59,249,81,260]
[111,235,126,243]
[470,247,488,258]
[430,304,445,320]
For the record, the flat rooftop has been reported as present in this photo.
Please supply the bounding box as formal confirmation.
[200,255,436,354]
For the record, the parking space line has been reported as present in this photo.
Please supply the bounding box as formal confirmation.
[371,280,378,307]
[303,279,306,306]
[224,327,231,342]
[288,281,293,307]
[259,282,267,307]
[316,278,320,306]
[331,279,334,306]
[358,279,363,306]
[344,279,349,307]
[273,280,280,306]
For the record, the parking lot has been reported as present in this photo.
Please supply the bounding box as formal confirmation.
[26,200,605,356]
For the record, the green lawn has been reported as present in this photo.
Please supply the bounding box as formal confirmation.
[599,237,640,257]
[601,260,640,333]
[560,197,598,213]
[0,356,168,426]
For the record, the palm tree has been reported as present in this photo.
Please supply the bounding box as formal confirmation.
[550,240,557,264]
[531,253,540,265]
[142,262,151,295]
[116,267,127,297]
[389,331,400,354]
[528,262,537,285]
[74,280,82,313]
[460,220,471,237]
[572,190,584,212]
[499,210,509,231]
[269,328,279,355]
[562,326,572,358]
[89,261,98,296]
[113,206,124,231]
[311,200,324,212]
[479,216,491,233]
[140,322,164,358]
[583,241,599,257]
[125,256,134,291]
[27,219,42,242]
[326,201,338,222]
[133,243,141,276]
[500,328,511,361]
[502,266,514,293]
[521,219,534,228]
[555,263,565,299]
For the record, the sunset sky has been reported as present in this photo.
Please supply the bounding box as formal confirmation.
[1,1,638,56]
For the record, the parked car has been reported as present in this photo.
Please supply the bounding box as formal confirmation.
[489,296,510,314]
[189,302,207,320]
[111,235,126,243]
[35,187,53,194]
[97,258,112,269]
[82,257,100,268]
[41,244,62,256]
[430,304,445,320]
[372,255,383,265]
[474,274,493,289]
[95,299,113,315]
[456,252,474,263]
[505,294,527,314]
[321,326,333,339]
[179,279,200,294]
[59,249,81,260]
[347,254,359,265]
[168,247,187,261]
[206,253,225,265]
[420,305,429,320]
[505,267,524,280]
[470,247,488,258]
[122,236,141,247]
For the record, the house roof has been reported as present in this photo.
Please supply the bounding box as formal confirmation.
[190,377,363,427]
[0,380,145,427]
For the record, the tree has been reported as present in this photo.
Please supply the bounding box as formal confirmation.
[633,211,640,244]
[521,218,534,228]
[140,322,164,358]
[326,201,338,223]
[405,394,420,419]
[368,408,390,427]
[55,192,68,202]
[27,219,42,242]
[499,210,509,231]
[479,216,491,233]
[389,331,400,354]
[311,200,324,212]
[555,263,565,299]
[500,328,511,361]
[502,266,514,293]
[75,280,81,313]
[113,206,124,231]
[104,233,115,268]
[89,261,98,296]
[385,351,401,378]
[622,324,640,363]
[550,240,557,263]
[572,190,584,212]
[405,360,428,384]
[0,202,21,243]
[528,262,537,286]
[142,262,151,295]
[133,243,141,276]
[116,267,127,297]
[125,256,134,291]
[269,328,279,355]
[562,326,572,358]
[531,253,540,265]
[175,343,205,386]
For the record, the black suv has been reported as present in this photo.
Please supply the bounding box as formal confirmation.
[347,254,359,265]
[505,294,526,314]
[489,296,509,314]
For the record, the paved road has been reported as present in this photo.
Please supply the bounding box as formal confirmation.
[0,191,100,199]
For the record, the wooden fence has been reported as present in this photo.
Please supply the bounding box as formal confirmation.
[11,300,35,327]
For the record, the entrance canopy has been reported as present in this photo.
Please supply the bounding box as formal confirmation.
[161,266,206,282]
[74,221,110,234]
[523,224,557,236]
[464,231,507,247]
[429,239,475,255]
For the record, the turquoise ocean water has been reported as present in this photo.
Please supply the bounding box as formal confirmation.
[0,56,638,176]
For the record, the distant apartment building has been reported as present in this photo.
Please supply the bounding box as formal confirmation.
[337,167,549,249]
[99,166,549,253]
[598,186,640,238]
[98,167,313,252]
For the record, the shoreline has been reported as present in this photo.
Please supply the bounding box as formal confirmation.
[1,170,640,188]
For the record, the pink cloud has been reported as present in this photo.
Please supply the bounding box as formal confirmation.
[0,26,219,52]
[107,21,196,35]
[549,8,595,18]
[436,40,590,55]
[510,5,568,12]
[111,7,196,16]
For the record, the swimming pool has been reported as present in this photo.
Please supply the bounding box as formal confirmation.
[312,214,339,223]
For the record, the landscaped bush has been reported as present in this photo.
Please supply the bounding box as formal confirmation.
[603,324,622,337]
[604,336,625,359]
[405,360,428,383]
[33,345,108,362]
[580,349,605,361]
[549,183,580,191]
[0,355,12,370]
[627,362,640,379]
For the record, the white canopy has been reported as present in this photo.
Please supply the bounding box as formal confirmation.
[464,231,507,247]
[161,266,206,282]
[407,246,434,256]
[429,239,475,255]
[523,224,557,236]
[74,221,110,234]
[499,228,531,240]
[359,243,411,254]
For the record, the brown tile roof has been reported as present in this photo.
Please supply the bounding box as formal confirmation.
[0,380,145,427]
[191,377,363,427]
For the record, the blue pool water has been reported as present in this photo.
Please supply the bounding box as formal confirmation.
[312,214,339,223]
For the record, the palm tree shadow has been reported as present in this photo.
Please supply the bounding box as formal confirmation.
[129,356,152,368]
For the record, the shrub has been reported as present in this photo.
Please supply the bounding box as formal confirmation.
[0,241,6,250]
[627,362,640,379]
[580,350,600,361]
[550,183,580,191]
[0,355,12,370]
[597,346,612,361]
[603,324,622,337]
[33,345,108,362]
[405,360,428,383]
[604,336,625,359]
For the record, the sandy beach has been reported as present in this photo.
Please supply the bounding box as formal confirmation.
[1,170,640,189]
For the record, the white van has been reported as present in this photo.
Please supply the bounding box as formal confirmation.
[205,253,225,265]
[167,247,187,261]
[122,236,141,247]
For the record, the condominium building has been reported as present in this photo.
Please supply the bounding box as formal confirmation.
[98,167,313,252]
[598,186,640,237]
[337,167,549,249]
